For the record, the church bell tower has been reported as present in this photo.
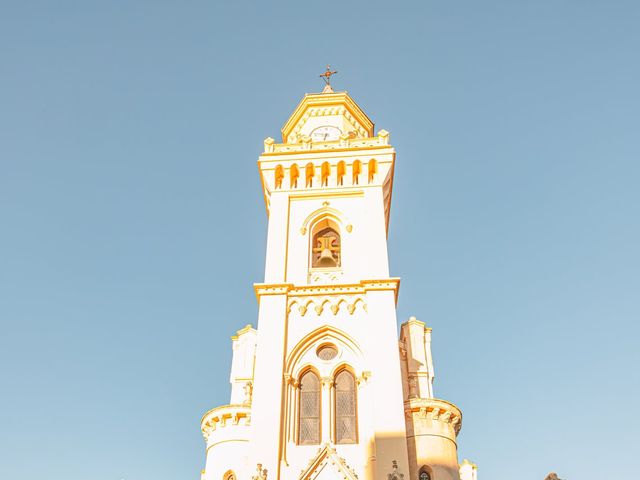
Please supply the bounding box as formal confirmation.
[199,81,474,480]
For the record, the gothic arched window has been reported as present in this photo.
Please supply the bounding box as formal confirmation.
[419,466,433,480]
[298,370,321,445]
[311,219,341,268]
[334,369,357,444]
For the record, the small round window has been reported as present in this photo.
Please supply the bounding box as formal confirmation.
[316,344,338,361]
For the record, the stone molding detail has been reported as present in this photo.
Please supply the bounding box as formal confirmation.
[288,295,367,317]
[252,463,268,480]
[298,444,359,480]
[200,404,251,442]
[287,106,368,142]
[308,269,344,285]
[262,136,391,154]
[387,460,404,480]
[255,279,400,304]
[404,398,463,435]
[253,284,293,297]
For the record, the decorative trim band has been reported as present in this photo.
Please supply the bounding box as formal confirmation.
[254,279,400,307]
[253,284,294,298]
[288,295,367,316]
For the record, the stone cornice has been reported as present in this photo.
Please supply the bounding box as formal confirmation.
[261,138,393,156]
[254,279,400,304]
[404,398,463,435]
[253,283,294,299]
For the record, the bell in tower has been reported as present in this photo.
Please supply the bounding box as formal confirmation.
[311,225,341,268]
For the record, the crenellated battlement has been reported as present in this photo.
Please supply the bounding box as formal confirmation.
[201,404,252,444]
[404,398,463,437]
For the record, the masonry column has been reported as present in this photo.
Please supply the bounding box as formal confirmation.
[249,285,291,480]
[362,281,410,480]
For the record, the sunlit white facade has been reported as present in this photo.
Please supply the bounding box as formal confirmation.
[199,88,477,480]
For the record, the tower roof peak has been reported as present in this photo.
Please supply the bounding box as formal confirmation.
[319,64,338,93]
[281,90,374,143]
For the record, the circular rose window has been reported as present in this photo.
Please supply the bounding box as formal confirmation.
[316,344,338,361]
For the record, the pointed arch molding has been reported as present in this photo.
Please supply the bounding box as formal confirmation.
[299,204,352,235]
[285,325,364,376]
[297,444,359,480]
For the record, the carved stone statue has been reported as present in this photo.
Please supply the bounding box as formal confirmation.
[387,460,404,480]
[544,473,562,480]
[243,381,253,405]
[251,463,267,480]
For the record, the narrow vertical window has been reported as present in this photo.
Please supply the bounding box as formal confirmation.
[274,165,284,189]
[368,159,377,183]
[352,160,361,185]
[337,161,346,186]
[335,370,357,444]
[305,163,315,187]
[290,164,300,188]
[298,370,321,445]
[321,162,331,187]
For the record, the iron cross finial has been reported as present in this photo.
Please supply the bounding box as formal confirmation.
[319,65,338,86]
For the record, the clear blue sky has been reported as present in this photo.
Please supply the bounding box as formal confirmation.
[1,1,638,479]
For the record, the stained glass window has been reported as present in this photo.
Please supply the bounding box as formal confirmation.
[335,370,357,444]
[298,371,321,445]
[317,344,338,361]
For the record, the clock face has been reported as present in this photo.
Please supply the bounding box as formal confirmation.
[310,125,342,142]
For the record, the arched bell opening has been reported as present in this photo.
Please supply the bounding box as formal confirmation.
[310,218,341,269]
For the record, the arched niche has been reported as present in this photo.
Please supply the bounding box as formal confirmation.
[310,217,341,268]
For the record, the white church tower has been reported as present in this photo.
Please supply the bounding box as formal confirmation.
[200,80,477,480]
